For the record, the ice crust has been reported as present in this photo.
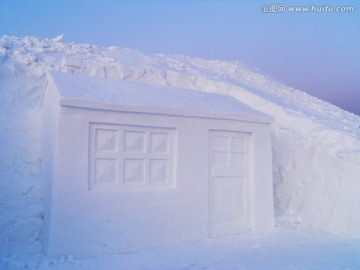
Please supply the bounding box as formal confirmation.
[1,35,360,267]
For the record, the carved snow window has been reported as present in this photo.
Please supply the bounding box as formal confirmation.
[89,123,176,190]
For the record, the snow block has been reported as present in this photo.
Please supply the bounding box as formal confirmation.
[41,72,274,256]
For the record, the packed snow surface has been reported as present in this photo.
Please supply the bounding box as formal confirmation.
[1,35,360,269]
[49,71,271,122]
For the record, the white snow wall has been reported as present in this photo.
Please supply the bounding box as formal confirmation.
[1,37,360,260]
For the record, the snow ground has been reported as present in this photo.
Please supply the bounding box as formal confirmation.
[45,228,360,270]
[1,35,360,269]
[3,227,360,270]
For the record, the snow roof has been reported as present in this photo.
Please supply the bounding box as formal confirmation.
[47,72,272,123]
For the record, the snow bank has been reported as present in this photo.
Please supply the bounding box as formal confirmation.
[1,35,360,262]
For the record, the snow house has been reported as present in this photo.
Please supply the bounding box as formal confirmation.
[41,72,274,256]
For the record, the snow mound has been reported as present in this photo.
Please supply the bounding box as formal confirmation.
[1,35,360,265]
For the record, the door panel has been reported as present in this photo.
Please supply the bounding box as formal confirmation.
[209,131,250,237]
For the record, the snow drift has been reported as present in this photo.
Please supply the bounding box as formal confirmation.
[1,35,360,259]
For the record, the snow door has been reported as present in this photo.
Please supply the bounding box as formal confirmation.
[208,130,251,237]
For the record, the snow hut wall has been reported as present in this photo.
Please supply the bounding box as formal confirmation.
[43,99,273,256]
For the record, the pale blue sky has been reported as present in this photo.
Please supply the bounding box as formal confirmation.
[1,0,359,115]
